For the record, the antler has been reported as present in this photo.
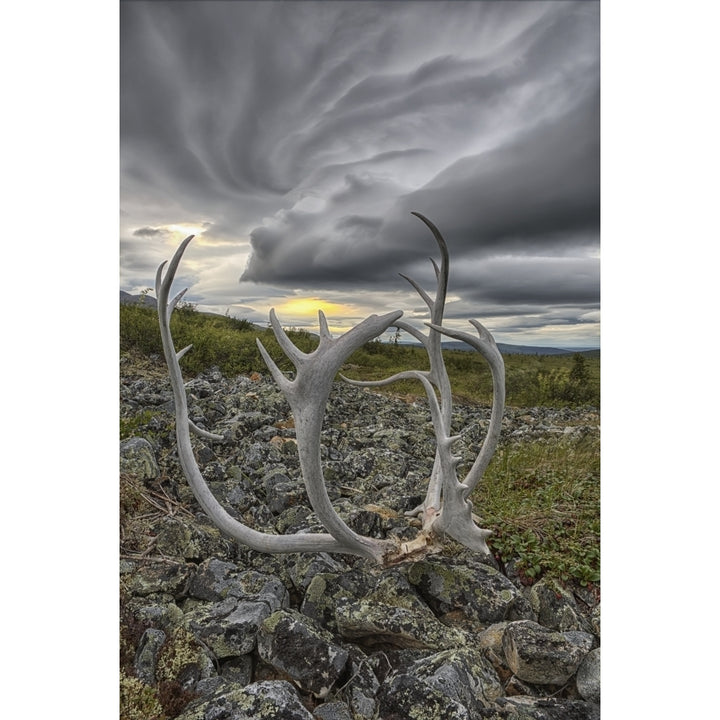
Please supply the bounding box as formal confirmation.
[156,236,381,559]
[154,214,505,564]
[257,307,403,563]
[343,213,504,554]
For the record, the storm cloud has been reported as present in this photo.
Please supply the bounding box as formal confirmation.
[121,0,600,348]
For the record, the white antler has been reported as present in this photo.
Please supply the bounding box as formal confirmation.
[343,212,504,554]
[257,307,403,563]
[156,236,378,559]
[155,214,505,564]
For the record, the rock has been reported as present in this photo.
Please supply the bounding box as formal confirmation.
[338,650,380,720]
[407,558,535,625]
[120,559,192,598]
[175,680,314,720]
[134,628,166,684]
[575,648,600,703]
[257,609,350,698]
[188,558,289,611]
[411,645,504,709]
[184,596,271,657]
[154,517,235,562]
[378,673,472,720]
[498,695,601,719]
[527,578,594,633]
[502,621,594,685]
[300,569,375,633]
[120,437,159,479]
[312,701,354,720]
[334,570,464,650]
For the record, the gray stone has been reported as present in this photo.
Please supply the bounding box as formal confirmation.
[175,680,314,720]
[502,621,594,685]
[134,628,166,684]
[408,558,535,625]
[379,673,471,720]
[188,559,289,611]
[412,646,504,709]
[120,559,192,598]
[527,578,593,633]
[257,609,349,698]
[575,648,600,703]
[312,701,354,720]
[120,437,159,479]
[498,695,601,720]
[185,596,271,657]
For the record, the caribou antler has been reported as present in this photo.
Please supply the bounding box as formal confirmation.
[155,214,504,564]
[342,212,504,553]
[156,236,382,559]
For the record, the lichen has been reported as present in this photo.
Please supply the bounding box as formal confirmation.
[119,670,165,720]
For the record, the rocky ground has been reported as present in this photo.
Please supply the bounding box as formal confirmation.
[120,355,600,719]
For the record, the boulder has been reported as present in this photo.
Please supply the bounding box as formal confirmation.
[502,621,594,685]
[119,437,159,479]
[175,680,314,720]
[575,648,600,703]
[184,596,271,657]
[407,558,535,625]
[257,609,349,698]
[527,577,594,633]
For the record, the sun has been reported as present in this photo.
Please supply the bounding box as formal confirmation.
[274,297,356,319]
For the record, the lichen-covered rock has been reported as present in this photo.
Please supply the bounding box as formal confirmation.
[412,646,504,709]
[527,578,594,633]
[120,559,192,598]
[134,628,166,683]
[154,516,236,562]
[338,650,380,720]
[498,695,601,720]
[407,558,535,625]
[502,621,594,685]
[336,599,462,650]
[575,648,600,704]
[188,558,289,611]
[184,596,271,657]
[300,569,375,632]
[120,437,159,479]
[257,609,349,698]
[378,673,472,720]
[175,680,314,720]
[335,570,465,649]
[313,700,354,720]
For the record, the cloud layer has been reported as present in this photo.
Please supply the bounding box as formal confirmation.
[121,0,600,347]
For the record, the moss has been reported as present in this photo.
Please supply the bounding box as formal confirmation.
[119,671,165,720]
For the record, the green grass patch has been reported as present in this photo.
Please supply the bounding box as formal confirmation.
[479,434,600,586]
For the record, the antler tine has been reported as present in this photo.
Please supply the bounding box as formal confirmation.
[256,337,294,393]
[427,320,505,494]
[268,309,306,367]
[318,310,333,342]
[399,272,435,312]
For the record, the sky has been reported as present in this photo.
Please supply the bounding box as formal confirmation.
[120,0,600,349]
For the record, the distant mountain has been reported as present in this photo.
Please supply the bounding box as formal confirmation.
[412,340,599,356]
[120,290,157,308]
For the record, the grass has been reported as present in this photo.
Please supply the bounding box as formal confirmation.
[479,434,600,586]
[120,303,600,408]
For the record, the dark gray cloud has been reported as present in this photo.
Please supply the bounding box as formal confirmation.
[121,0,600,347]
